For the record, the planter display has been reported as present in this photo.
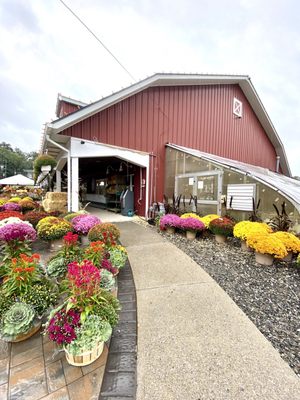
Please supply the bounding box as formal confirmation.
[186,231,196,240]
[215,234,227,244]
[255,252,274,266]
[64,341,104,366]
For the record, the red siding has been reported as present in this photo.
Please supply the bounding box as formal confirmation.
[58,101,82,118]
[62,84,278,202]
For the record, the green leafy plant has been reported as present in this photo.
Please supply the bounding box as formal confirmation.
[91,289,121,328]
[0,302,35,338]
[269,202,292,232]
[46,256,68,278]
[248,198,262,222]
[20,280,58,316]
[64,315,112,355]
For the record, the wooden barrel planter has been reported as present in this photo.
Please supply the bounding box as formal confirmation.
[64,341,105,366]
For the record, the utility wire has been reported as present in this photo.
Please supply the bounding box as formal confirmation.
[58,0,136,82]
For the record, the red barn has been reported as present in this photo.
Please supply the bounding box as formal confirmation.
[42,73,300,220]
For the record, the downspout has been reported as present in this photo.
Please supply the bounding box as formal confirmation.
[46,135,71,212]
[276,156,280,173]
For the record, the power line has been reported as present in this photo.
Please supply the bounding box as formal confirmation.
[58,0,136,82]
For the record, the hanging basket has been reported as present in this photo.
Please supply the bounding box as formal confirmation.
[255,252,274,266]
[64,341,104,366]
[215,234,227,244]
[186,230,196,240]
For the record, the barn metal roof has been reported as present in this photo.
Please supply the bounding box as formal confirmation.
[167,143,300,212]
[44,73,291,176]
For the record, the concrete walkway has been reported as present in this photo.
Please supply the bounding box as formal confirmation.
[118,222,300,400]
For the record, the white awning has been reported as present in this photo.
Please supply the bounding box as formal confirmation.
[167,144,300,212]
[0,174,35,186]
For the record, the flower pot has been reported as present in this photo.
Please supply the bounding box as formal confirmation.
[10,321,42,343]
[41,165,52,173]
[186,230,196,240]
[166,227,175,234]
[215,234,227,244]
[282,251,293,262]
[64,341,104,366]
[81,235,89,246]
[241,240,252,252]
[50,238,64,252]
[255,251,274,266]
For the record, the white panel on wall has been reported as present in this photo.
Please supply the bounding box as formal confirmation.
[226,184,256,211]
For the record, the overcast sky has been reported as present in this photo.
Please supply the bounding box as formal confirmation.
[0,0,299,175]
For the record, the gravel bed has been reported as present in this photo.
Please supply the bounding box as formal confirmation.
[148,224,300,377]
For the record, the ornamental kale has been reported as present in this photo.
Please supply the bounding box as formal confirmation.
[0,302,35,338]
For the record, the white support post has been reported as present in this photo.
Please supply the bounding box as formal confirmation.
[71,157,79,212]
[55,170,61,192]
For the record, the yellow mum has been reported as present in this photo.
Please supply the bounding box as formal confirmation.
[233,221,272,241]
[246,232,287,259]
[200,214,220,228]
[271,231,300,253]
[180,213,203,221]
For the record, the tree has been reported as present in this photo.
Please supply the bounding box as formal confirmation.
[0,142,37,178]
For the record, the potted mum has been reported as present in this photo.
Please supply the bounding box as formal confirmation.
[233,221,272,251]
[36,216,72,251]
[209,217,235,244]
[271,231,300,261]
[88,223,120,247]
[180,217,205,240]
[45,259,118,366]
[159,214,181,234]
[246,232,287,265]
[71,214,101,246]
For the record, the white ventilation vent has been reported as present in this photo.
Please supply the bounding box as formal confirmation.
[226,184,256,211]
[233,97,243,118]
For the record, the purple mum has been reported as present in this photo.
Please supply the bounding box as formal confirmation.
[160,214,181,229]
[180,217,205,232]
[2,203,21,212]
[71,214,101,235]
[0,222,37,242]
